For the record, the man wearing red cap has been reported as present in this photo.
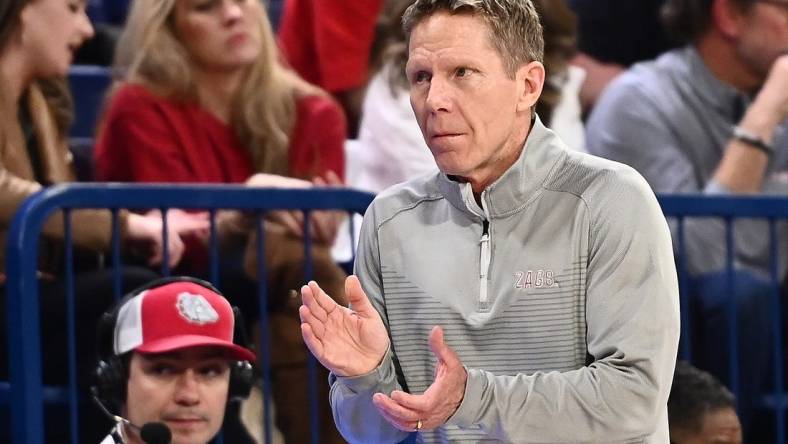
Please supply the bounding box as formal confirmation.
[93,277,256,444]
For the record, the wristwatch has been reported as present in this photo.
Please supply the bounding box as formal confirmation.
[732,125,774,155]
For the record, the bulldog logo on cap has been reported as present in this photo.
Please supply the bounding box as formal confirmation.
[176,292,219,325]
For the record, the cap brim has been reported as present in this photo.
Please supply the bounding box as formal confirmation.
[135,335,256,362]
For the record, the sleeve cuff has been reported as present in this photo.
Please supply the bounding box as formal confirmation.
[331,349,395,394]
[704,179,733,195]
[445,367,485,427]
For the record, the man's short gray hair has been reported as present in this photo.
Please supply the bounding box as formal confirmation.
[402,0,545,78]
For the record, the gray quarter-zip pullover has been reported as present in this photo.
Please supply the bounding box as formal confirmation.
[332,117,680,443]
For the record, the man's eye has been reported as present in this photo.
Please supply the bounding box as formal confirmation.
[199,365,228,378]
[456,67,472,78]
[413,72,431,84]
[151,364,175,375]
[194,0,217,11]
[67,1,80,13]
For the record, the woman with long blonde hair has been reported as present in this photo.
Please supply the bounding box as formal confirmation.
[94,1,348,442]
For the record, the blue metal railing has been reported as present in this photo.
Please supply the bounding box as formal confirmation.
[659,194,787,444]
[4,190,788,443]
[3,183,374,444]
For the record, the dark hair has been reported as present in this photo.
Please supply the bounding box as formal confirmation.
[0,0,26,53]
[668,361,737,436]
[0,0,74,134]
[661,0,755,44]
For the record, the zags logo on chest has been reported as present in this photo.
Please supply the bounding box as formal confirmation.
[514,270,557,289]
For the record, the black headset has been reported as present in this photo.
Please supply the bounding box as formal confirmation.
[92,276,255,411]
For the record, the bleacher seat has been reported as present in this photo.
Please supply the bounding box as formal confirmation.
[68,65,111,140]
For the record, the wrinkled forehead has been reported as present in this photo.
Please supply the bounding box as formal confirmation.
[407,11,497,59]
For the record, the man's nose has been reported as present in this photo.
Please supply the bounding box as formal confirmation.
[173,370,201,405]
[425,77,452,113]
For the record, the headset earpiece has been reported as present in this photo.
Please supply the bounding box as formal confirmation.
[93,310,129,410]
[228,306,255,400]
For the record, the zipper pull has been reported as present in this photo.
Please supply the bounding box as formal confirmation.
[479,220,490,311]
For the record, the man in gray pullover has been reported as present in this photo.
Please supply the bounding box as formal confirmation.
[299,0,680,442]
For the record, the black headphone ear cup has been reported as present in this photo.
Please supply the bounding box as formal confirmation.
[94,356,127,410]
[228,306,255,400]
[228,360,255,400]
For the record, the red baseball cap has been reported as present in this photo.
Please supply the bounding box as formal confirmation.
[113,280,256,362]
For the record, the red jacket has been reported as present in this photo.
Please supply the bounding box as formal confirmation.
[95,83,345,184]
[277,0,383,93]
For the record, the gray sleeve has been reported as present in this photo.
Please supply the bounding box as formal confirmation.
[328,202,409,444]
[446,169,680,442]
[585,76,774,277]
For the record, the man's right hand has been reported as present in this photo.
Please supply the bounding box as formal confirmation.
[300,276,389,377]
[746,54,788,141]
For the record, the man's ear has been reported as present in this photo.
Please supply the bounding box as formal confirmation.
[515,61,545,113]
[712,0,749,40]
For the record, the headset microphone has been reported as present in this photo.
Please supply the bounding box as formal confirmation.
[92,393,172,444]
[139,423,171,444]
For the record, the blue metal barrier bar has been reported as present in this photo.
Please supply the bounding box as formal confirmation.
[6,184,374,444]
[8,183,375,213]
[6,194,47,444]
[769,219,784,443]
[725,217,739,401]
[64,210,79,443]
[676,217,691,360]
[659,194,788,218]
[111,209,122,300]
[209,209,220,287]
[302,211,320,444]
[254,214,273,444]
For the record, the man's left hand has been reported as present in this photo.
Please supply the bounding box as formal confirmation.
[372,326,467,432]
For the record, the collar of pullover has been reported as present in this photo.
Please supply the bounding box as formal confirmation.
[436,114,566,220]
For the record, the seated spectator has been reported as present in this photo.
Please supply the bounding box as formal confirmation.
[585,0,788,435]
[669,361,742,444]
[94,0,347,441]
[0,0,206,440]
[567,0,676,112]
[92,277,262,444]
[277,0,384,137]
[354,0,583,194]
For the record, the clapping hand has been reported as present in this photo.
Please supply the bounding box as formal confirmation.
[371,326,467,432]
[299,275,389,376]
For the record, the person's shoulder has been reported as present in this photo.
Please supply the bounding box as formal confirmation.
[367,171,445,224]
[587,48,692,141]
[547,150,654,206]
[597,48,686,108]
[110,82,161,105]
[104,82,175,118]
